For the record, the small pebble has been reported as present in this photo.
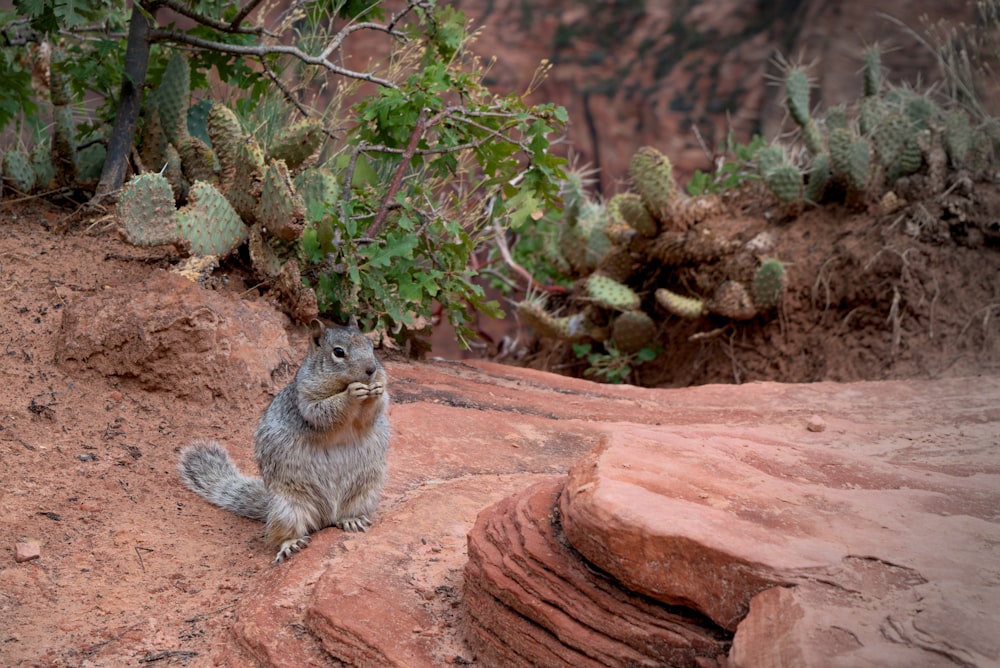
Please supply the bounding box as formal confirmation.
[15,540,41,563]
[806,415,827,432]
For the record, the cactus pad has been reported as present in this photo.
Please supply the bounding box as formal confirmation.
[49,49,73,107]
[294,168,340,223]
[118,173,180,247]
[155,52,191,145]
[585,274,641,311]
[260,160,307,241]
[206,103,244,193]
[752,259,787,310]
[670,194,725,230]
[785,67,812,128]
[609,192,657,237]
[709,281,756,320]
[764,164,803,203]
[52,105,78,186]
[3,150,36,193]
[516,299,592,341]
[31,142,55,190]
[611,310,657,354]
[943,108,973,165]
[268,119,324,171]
[655,288,706,319]
[178,135,218,185]
[805,153,831,203]
[829,128,871,191]
[629,146,677,222]
[175,181,248,256]
[862,47,881,97]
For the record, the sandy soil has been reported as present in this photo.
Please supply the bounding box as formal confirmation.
[1,201,286,666]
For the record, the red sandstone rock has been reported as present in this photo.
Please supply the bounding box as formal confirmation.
[464,478,731,667]
[208,361,999,667]
[560,386,1000,664]
[14,540,41,563]
[55,270,292,402]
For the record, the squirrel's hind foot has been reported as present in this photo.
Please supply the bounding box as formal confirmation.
[274,535,311,563]
[336,516,372,532]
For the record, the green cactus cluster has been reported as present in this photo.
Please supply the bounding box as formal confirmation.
[1,48,99,197]
[765,49,992,205]
[118,172,247,255]
[116,53,340,321]
[653,259,787,322]
[516,146,789,365]
[137,53,325,240]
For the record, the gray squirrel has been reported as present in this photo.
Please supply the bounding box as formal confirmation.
[178,317,390,562]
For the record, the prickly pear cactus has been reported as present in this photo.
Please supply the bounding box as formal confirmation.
[560,200,613,274]
[52,105,78,187]
[585,274,641,311]
[752,259,787,310]
[259,160,306,241]
[629,146,677,222]
[2,150,36,193]
[655,288,706,319]
[609,192,657,237]
[177,136,218,185]
[611,310,656,353]
[175,181,248,256]
[206,103,244,194]
[516,298,594,341]
[154,52,191,145]
[765,164,804,204]
[118,173,180,247]
[294,167,340,223]
[268,119,324,172]
[31,143,55,191]
[708,281,756,320]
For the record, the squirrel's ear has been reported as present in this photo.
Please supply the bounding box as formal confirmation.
[347,315,359,330]
[308,318,326,346]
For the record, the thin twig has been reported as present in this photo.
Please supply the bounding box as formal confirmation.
[259,57,312,119]
[134,546,154,572]
[139,650,199,663]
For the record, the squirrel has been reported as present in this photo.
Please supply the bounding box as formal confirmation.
[177,317,390,563]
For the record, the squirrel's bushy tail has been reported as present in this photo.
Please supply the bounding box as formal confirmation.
[178,441,270,522]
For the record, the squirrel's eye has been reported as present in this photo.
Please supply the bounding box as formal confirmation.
[332,347,346,359]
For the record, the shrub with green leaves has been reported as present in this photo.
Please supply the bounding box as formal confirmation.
[3,1,568,351]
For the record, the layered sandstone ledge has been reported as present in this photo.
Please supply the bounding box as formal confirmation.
[206,361,998,666]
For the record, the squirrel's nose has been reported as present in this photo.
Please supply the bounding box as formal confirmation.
[366,364,377,377]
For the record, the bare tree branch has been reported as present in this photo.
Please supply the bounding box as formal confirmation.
[148,28,399,88]
[158,0,267,35]
[319,21,405,60]
[229,0,267,31]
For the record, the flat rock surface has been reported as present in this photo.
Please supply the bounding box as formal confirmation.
[217,363,999,666]
[561,379,1000,665]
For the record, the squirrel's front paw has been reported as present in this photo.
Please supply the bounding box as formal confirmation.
[274,535,311,563]
[347,381,383,401]
[347,381,372,400]
[336,516,372,533]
